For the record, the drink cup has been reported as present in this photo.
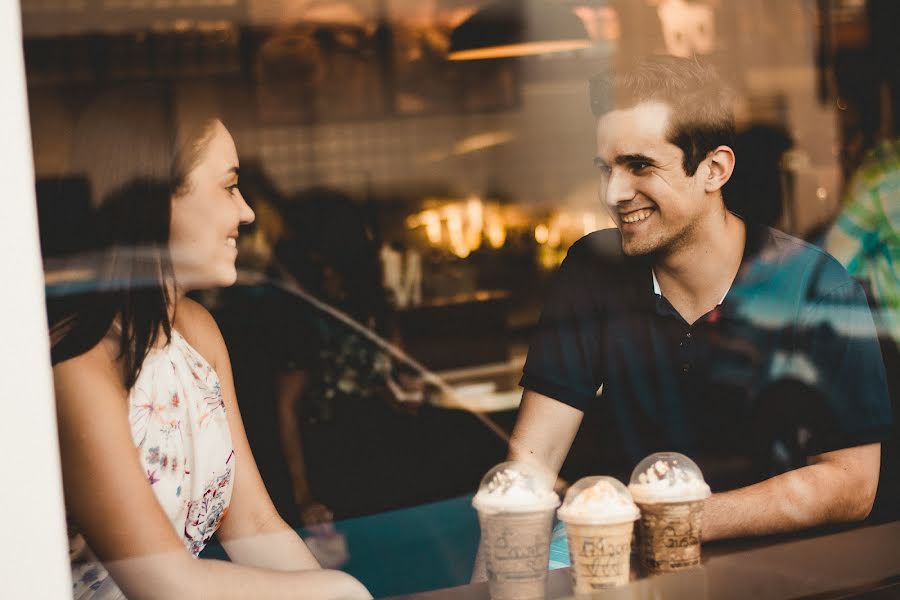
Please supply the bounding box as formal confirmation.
[473,462,560,600]
[557,476,640,593]
[628,452,711,575]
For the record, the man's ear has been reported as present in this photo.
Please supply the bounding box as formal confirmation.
[704,145,735,193]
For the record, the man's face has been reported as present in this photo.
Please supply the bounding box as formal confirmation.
[595,101,709,257]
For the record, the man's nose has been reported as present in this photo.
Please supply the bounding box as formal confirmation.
[603,169,635,207]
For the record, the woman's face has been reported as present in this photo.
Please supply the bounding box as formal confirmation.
[169,120,255,290]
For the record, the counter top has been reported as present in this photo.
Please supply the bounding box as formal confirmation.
[382,520,900,599]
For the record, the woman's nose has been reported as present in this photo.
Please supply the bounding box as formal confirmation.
[237,191,255,225]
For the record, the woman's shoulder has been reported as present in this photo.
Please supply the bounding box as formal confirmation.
[53,331,127,409]
[173,297,228,370]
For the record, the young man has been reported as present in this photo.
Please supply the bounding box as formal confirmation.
[476,56,891,576]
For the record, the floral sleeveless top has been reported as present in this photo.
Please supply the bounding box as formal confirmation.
[69,330,235,599]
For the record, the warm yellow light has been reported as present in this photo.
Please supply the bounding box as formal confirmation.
[548,225,561,248]
[486,222,507,248]
[466,197,483,228]
[408,198,518,257]
[465,197,484,252]
[535,224,550,244]
[451,244,471,259]
[452,131,515,155]
[480,205,505,249]
[421,210,442,245]
[448,39,592,61]
[445,209,465,256]
[538,246,562,270]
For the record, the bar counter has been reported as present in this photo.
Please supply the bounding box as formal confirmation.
[384,521,900,599]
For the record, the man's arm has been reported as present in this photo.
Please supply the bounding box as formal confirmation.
[704,443,880,541]
[471,390,584,581]
[506,390,585,477]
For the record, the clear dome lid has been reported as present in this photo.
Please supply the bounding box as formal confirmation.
[557,476,639,525]
[472,461,559,513]
[628,452,711,504]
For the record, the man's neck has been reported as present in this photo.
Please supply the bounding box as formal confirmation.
[652,211,746,325]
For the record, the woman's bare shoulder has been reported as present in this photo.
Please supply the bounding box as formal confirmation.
[53,333,123,400]
[174,297,228,369]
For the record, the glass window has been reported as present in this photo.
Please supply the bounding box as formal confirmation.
[27,0,898,597]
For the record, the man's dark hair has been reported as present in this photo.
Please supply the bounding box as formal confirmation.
[590,56,735,176]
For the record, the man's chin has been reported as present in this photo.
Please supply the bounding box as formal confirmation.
[620,237,656,257]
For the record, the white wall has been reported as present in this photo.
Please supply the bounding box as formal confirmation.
[0,1,71,596]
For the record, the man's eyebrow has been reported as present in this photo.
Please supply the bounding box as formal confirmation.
[593,154,659,169]
[614,153,658,166]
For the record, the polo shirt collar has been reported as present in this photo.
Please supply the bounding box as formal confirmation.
[646,220,772,322]
[651,269,729,305]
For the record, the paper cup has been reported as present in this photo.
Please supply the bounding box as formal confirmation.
[477,508,556,600]
[564,519,634,592]
[473,462,559,600]
[636,499,704,574]
[628,452,710,576]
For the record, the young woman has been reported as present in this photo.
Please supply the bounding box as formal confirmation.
[48,86,371,600]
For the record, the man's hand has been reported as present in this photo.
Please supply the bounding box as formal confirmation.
[471,390,583,582]
[703,443,881,541]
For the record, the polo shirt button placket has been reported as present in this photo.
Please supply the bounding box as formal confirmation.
[681,329,693,372]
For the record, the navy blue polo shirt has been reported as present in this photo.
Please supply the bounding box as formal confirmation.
[521,223,892,487]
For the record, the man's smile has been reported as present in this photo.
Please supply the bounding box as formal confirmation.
[619,207,655,224]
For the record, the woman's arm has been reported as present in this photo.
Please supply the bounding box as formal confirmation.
[54,337,370,600]
[176,299,323,568]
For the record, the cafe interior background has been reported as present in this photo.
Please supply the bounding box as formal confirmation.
[24,0,898,596]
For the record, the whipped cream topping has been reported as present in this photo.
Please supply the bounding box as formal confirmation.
[628,459,711,504]
[558,479,639,525]
[472,466,559,513]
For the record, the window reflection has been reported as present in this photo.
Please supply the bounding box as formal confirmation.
[27,0,897,597]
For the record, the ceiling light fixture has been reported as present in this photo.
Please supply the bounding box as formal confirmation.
[448,0,591,61]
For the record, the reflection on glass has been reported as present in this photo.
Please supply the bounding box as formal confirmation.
[24,0,899,597]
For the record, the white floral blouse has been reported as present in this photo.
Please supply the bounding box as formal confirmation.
[69,330,235,599]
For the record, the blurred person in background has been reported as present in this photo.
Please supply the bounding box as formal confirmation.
[825,136,899,353]
[726,124,793,229]
[218,187,424,530]
[271,188,424,526]
[47,85,370,600]
[825,135,900,524]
